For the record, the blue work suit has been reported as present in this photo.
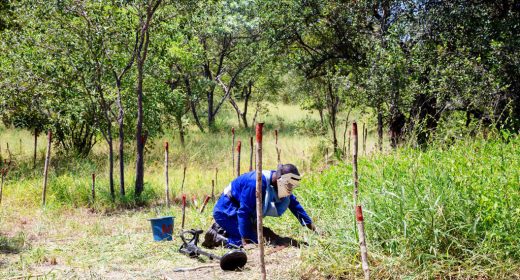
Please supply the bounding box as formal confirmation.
[213,170,312,246]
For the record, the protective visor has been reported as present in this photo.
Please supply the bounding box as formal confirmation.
[277,173,301,198]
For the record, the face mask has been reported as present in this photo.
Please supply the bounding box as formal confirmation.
[277,173,301,198]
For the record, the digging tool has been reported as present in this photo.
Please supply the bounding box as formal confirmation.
[178,229,247,271]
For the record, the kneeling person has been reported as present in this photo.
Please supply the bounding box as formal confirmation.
[203,164,315,248]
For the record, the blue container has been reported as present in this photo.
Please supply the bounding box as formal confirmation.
[148,216,174,241]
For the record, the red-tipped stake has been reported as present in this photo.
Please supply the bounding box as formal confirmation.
[255,123,266,280]
[200,195,211,213]
[181,166,187,193]
[165,142,170,207]
[42,130,52,207]
[181,194,187,229]
[231,127,236,177]
[352,122,370,280]
[236,140,242,176]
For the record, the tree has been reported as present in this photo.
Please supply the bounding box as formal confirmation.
[134,0,163,197]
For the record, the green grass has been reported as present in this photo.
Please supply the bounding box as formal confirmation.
[296,136,520,279]
[1,103,518,279]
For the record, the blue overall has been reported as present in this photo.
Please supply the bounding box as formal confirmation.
[213,170,313,246]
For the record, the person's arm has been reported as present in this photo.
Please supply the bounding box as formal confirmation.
[288,194,315,230]
[237,180,259,244]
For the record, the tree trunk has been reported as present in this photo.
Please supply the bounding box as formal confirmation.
[108,137,115,201]
[135,61,145,196]
[409,93,438,147]
[42,130,52,207]
[190,100,205,132]
[117,100,125,197]
[183,76,204,132]
[134,0,161,197]
[238,81,253,128]
[100,93,115,201]
[176,115,185,147]
[389,89,405,149]
[207,88,215,130]
[326,81,339,154]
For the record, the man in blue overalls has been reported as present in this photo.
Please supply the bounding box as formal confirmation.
[202,164,316,248]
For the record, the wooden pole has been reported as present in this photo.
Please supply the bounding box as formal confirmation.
[42,130,52,207]
[231,127,235,177]
[0,170,4,205]
[33,131,37,169]
[275,129,281,164]
[342,119,349,154]
[348,130,351,160]
[215,168,218,190]
[6,142,11,163]
[164,141,170,207]
[181,166,187,193]
[325,148,329,168]
[199,195,211,213]
[362,123,365,156]
[211,179,215,201]
[352,122,370,280]
[255,123,266,280]
[91,173,96,204]
[181,194,186,229]
[1,159,11,205]
[364,127,368,155]
[249,136,253,171]
[236,140,241,176]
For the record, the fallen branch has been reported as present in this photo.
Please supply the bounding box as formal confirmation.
[172,264,218,272]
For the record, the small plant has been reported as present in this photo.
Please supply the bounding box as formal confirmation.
[0,232,27,254]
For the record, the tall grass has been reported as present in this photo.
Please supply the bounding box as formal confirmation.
[0,103,332,209]
[296,136,520,279]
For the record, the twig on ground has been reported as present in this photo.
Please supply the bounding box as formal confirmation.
[172,264,218,272]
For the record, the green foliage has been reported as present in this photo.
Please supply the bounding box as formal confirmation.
[294,116,326,137]
[299,136,520,278]
[0,232,27,254]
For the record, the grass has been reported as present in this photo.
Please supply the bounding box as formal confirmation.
[297,136,520,279]
[1,103,518,279]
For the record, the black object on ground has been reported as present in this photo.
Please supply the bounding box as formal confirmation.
[179,229,248,271]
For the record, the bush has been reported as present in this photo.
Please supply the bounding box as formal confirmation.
[294,116,327,136]
[298,136,520,279]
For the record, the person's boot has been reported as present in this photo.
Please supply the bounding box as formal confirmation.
[202,222,228,249]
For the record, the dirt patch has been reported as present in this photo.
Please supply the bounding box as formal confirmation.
[163,246,301,280]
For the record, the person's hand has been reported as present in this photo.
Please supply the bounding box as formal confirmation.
[306,223,324,236]
[306,223,316,232]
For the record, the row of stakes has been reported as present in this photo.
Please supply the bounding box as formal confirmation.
[0,123,372,216]
[0,122,370,280]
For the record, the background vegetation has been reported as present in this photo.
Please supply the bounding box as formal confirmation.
[1,0,519,279]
